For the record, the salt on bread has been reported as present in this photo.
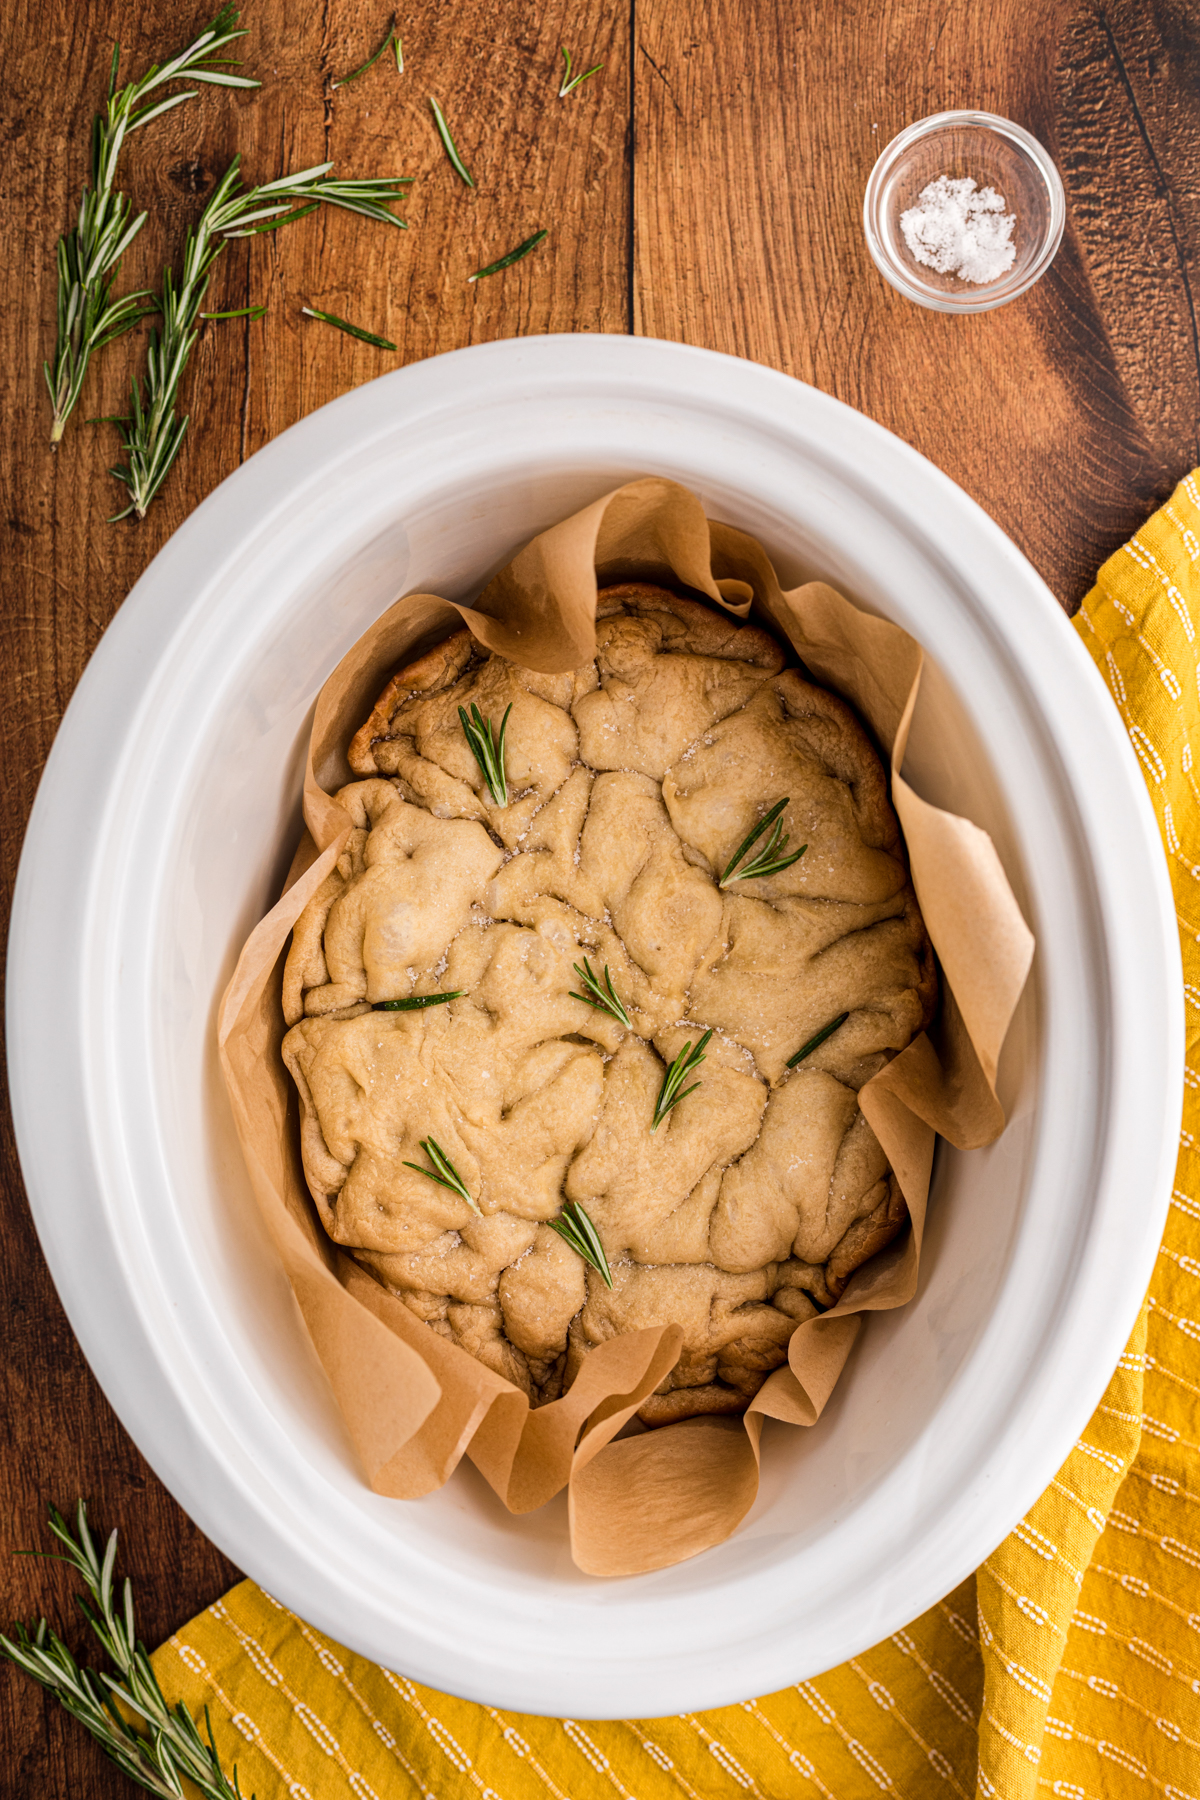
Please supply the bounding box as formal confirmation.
[281,585,937,1425]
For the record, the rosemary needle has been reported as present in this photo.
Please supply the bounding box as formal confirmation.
[403,1136,482,1214]
[719,797,807,887]
[334,19,399,88]
[468,230,548,282]
[375,990,463,1010]
[429,96,474,186]
[302,304,397,350]
[558,46,604,98]
[787,1012,850,1068]
[546,1200,613,1287]
[238,199,321,235]
[651,1029,712,1130]
[200,302,266,320]
[394,34,404,72]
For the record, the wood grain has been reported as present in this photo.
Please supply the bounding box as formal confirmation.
[2,0,1199,1789]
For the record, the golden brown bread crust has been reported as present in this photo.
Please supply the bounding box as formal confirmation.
[348,630,479,776]
[347,585,787,781]
[284,582,937,1427]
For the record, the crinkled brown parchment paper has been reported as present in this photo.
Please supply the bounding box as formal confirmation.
[218,478,1034,1577]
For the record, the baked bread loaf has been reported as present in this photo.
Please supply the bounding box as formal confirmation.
[281,585,937,1425]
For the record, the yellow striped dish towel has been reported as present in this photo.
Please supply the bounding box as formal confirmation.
[155,472,1200,1800]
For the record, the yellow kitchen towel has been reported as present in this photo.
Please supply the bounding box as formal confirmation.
[155,473,1200,1800]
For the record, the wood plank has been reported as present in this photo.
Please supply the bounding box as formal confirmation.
[0,1,627,1791]
[634,0,1200,607]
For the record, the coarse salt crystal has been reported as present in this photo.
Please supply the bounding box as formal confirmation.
[899,174,1016,285]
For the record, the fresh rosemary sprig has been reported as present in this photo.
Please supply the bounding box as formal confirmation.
[46,6,258,443]
[569,959,631,1028]
[651,1029,712,1130]
[302,304,397,350]
[429,96,474,186]
[459,702,511,804]
[333,18,399,88]
[546,1200,613,1287]
[558,47,603,98]
[375,990,463,1011]
[403,1136,481,1214]
[787,1012,850,1068]
[719,798,807,887]
[468,230,548,282]
[0,1501,250,1799]
[108,158,411,518]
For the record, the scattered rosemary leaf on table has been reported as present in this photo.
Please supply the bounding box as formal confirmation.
[0,1500,251,1799]
[468,229,548,282]
[403,1137,482,1214]
[546,1200,613,1287]
[46,5,259,443]
[375,990,463,1010]
[651,1029,712,1131]
[719,797,807,887]
[569,958,631,1028]
[333,18,400,88]
[107,160,410,519]
[787,1012,850,1068]
[429,95,474,186]
[302,304,398,350]
[558,46,603,98]
[459,701,511,804]
[394,34,404,73]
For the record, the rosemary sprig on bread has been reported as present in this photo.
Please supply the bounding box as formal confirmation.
[376,990,463,1011]
[459,702,511,804]
[403,1137,481,1214]
[787,1012,850,1067]
[546,1201,613,1287]
[719,797,806,887]
[651,1029,712,1130]
[569,959,631,1027]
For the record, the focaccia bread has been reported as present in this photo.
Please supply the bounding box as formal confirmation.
[281,585,938,1425]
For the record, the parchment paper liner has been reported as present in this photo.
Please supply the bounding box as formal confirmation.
[218,478,1034,1577]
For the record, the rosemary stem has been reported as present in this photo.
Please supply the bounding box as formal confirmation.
[109,158,411,519]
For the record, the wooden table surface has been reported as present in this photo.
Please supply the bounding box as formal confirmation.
[3,0,1198,1788]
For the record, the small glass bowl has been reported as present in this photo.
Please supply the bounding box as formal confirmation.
[863,110,1065,313]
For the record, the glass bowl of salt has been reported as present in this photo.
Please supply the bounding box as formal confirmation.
[862,110,1065,313]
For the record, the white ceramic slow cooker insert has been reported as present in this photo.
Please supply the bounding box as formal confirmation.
[7,336,1180,1717]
